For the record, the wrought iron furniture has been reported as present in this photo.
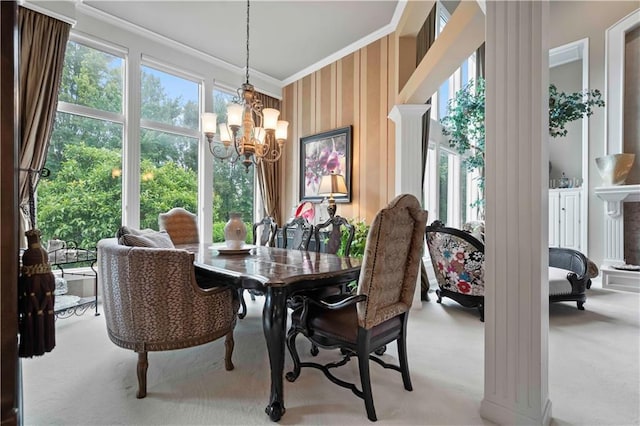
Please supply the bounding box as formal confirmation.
[425,220,486,321]
[549,247,589,309]
[280,216,314,250]
[97,238,239,399]
[158,207,199,245]
[238,216,279,318]
[284,194,428,421]
[182,243,362,422]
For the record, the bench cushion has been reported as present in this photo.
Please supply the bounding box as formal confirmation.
[549,266,573,296]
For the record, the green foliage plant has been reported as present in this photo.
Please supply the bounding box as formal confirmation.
[440,77,605,215]
[338,218,370,292]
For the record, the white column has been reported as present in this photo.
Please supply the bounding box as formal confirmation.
[388,104,430,310]
[481,2,552,425]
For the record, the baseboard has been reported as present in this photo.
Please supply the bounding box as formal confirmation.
[480,397,552,425]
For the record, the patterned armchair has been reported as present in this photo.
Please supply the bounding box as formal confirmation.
[97,238,239,398]
[425,220,485,321]
[285,194,428,421]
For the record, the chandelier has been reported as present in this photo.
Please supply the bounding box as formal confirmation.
[202,0,288,171]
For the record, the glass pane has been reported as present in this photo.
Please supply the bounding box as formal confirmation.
[141,65,199,130]
[58,41,123,114]
[438,79,450,120]
[211,90,255,242]
[38,112,123,249]
[460,165,468,224]
[461,61,469,87]
[439,151,449,223]
[139,129,199,230]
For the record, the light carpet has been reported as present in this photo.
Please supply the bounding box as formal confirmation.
[21,281,639,425]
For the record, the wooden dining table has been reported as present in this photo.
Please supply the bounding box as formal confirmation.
[177,243,362,422]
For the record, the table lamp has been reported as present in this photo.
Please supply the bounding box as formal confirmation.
[318,171,348,218]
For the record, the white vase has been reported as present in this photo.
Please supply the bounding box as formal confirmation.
[224,213,247,249]
[595,153,635,186]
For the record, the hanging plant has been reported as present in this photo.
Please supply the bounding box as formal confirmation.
[440,76,605,216]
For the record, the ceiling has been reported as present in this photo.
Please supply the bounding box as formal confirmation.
[83,1,401,83]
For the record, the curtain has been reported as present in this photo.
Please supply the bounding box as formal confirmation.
[18,7,70,242]
[476,42,485,80]
[419,7,436,205]
[254,92,282,225]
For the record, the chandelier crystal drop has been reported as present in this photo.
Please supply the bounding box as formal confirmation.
[202,0,288,171]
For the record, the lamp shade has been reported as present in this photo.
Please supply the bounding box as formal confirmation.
[318,172,348,196]
[227,103,243,127]
[262,108,279,130]
[219,124,231,143]
[276,120,289,140]
[202,113,217,134]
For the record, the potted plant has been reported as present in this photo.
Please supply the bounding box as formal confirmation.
[440,76,604,215]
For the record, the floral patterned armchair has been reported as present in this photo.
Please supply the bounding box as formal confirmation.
[425,220,485,321]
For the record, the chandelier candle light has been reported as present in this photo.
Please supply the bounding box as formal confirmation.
[202,0,288,171]
[318,171,348,218]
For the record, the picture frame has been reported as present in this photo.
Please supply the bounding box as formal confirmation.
[299,126,352,203]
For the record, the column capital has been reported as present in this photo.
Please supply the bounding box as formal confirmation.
[388,104,431,123]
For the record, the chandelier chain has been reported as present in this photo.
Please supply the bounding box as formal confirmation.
[245,0,250,84]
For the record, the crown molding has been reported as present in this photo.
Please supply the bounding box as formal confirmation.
[19,0,77,26]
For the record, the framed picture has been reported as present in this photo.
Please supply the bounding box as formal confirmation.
[299,126,352,203]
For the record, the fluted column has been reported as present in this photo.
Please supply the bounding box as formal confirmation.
[481,1,552,425]
[388,104,430,309]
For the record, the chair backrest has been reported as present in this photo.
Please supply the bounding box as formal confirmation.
[281,216,314,250]
[158,207,199,245]
[314,215,355,255]
[252,216,278,247]
[549,247,588,276]
[425,220,485,297]
[356,194,428,330]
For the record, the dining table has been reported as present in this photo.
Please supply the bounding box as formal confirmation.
[177,242,362,422]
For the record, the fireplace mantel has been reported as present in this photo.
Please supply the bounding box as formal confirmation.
[595,184,640,217]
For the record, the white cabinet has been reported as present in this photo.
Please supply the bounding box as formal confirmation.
[549,188,582,251]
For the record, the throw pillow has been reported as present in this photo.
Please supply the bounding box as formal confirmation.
[115,225,156,239]
[118,231,175,248]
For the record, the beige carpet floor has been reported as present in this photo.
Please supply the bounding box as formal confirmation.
[21,281,639,425]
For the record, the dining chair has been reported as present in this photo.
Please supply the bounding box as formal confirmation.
[158,207,199,245]
[237,216,279,318]
[314,215,355,255]
[425,220,485,321]
[285,194,428,421]
[280,216,314,251]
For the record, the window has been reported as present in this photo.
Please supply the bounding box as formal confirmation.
[211,89,255,241]
[139,63,200,229]
[38,39,124,249]
[425,49,480,228]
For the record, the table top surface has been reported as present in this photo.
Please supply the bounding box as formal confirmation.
[177,243,362,288]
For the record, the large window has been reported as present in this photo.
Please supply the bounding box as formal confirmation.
[139,63,200,229]
[38,39,124,249]
[211,89,255,241]
[425,47,480,228]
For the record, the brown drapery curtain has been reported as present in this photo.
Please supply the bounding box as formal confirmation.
[254,92,282,225]
[18,7,70,243]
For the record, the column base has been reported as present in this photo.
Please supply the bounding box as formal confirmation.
[480,397,552,426]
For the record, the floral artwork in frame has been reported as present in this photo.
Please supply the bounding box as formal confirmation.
[299,126,352,203]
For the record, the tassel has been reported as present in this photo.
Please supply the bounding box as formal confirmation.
[19,229,56,357]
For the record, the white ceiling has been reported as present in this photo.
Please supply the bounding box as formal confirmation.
[83,1,401,83]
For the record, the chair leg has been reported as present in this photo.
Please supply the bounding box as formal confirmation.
[250,291,256,301]
[310,343,319,356]
[436,289,442,303]
[224,329,235,371]
[357,348,377,421]
[478,304,485,322]
[577,301,585,310]
[285,328,301,382]
[136,351,148,399]
[397,318,412,391]
[238,289,247,319]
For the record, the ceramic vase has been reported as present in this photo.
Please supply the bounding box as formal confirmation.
[224,213,247,249]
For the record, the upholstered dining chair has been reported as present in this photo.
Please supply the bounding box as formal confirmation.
[158,207,199,245]
[425,220,485,321]
[285,194,427,421]
[281,216,314,251]
[237,216,279,318]
[97,236,239,398]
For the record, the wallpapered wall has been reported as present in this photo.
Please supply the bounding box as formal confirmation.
[279,35,399,225]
